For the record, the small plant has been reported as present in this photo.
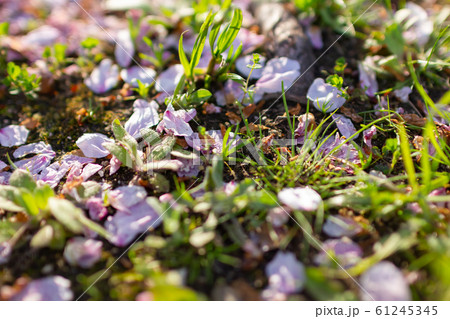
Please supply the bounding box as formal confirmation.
[0,170,109,255]
[140,36,171,70]
[133,79,151,99]
[102,119,198,173]
[3,61,41,99]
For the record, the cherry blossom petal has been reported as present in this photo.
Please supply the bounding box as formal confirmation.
[124,99,160,138]
[11,276,73,301]
[314,238,362,268]
[232,28,265,53]
[323,215,362,238]
[63,237,103,268]
[358,57,378,97]
[13,142,56,175]
[278,187,322,212]
[252,57,301,101]
[120,66,156,87]
[0,242,12,265]
[360,261,411,301]
[114,29,135,68]
[215,80,245,106]
[108,185,147,212]
[363,126,377,149]
[0,160,7,171]
[110,155,122,175]
[396,2,433,47]
[0,125,29,147]
[84,59,119,94]
[265,251,305,295]
[306,25,323,49]
[235,55,266,80]
[76,133,113,158]
[86,197,108,221]
[394,87,412,103]
[155,64,184,93]
[307,78,346,113]
[332,114,359,140]
[105,199,161,247]
[156,104,196,137]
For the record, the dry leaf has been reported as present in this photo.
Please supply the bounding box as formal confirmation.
[340,106,363,123]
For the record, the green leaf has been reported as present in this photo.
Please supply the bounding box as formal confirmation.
[80,37,99,50]
[140,128,161,145]
[48,198,110,239]
[149,136,176,161]
[74,181,102,200]
[0,22,9,36]
[16,190,40,215]
[384,23,405,60]
[178,32,191,78]
[9,169,36,191]
[30,225,54,248]
[112,118,127,141]
[48,198,85,234]
[209,23,222,54]
[218,72,245,84]
[0,196,23,212]
[188,89,212,104]
[215,8,243,55]
[33,184,54,210]
[53,43,67,64]
[102,142,133,168]
[190,11,213,76]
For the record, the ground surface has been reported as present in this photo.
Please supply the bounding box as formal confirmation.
[0,0,449,301]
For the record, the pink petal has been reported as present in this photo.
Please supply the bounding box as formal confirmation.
[0,160,7,171]
[155,64,184,93]
[265,251,305,295]
[332,114,359,140]
[110,155,122,175]
[235,55,266,80]
[13,142,56,175]
[84,59,119,94]
[105,200,161,247]
[76,133,113,158]
[114,29,135,68]
[120,66,156,87]
[358,57,378,97]
[124,99,160,138]
[11,276,73,301]
[63,237,102,268]
[323,215,362,238]
[360,261,411,301]
[313,238,362,268]
[278,187,322,212]
[306,25,323,49]
[156,104,196,137]
[0,125,29,147]
[307,78,346,112]
[86,197,108,221]
[363,126,377,149]
[394,87,412,102]
[108,185,147,212]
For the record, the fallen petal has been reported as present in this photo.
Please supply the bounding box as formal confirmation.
[76,133,113,158]
[0,125,29,147]
[360,261,411,301]
[63,237,103,268]
[278,187,322,212]
[11,276,73,301]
